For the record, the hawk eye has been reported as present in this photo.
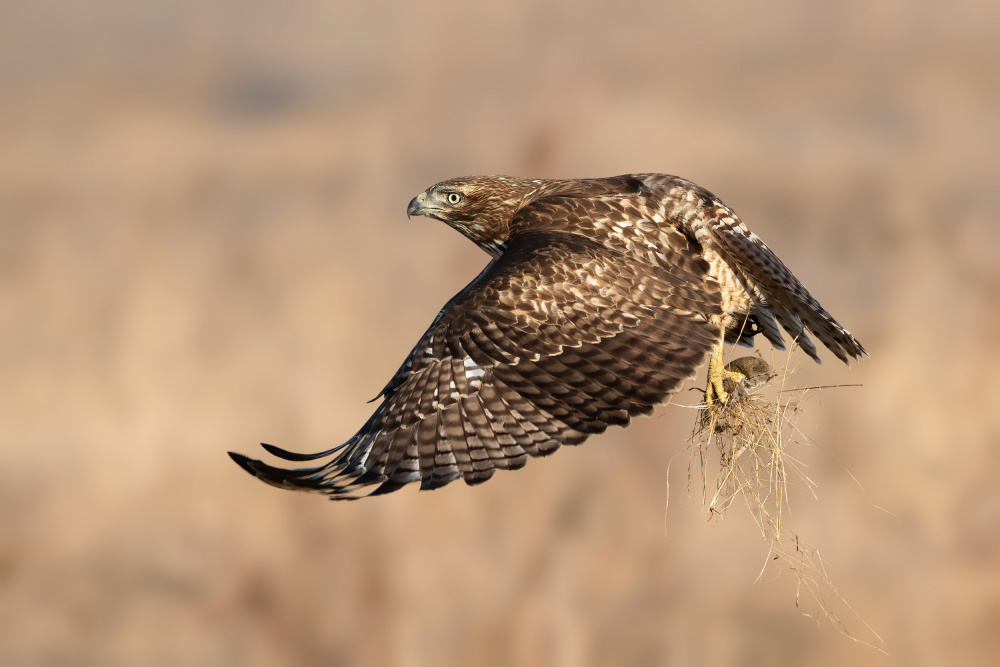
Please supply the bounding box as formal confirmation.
[447,192,463,205]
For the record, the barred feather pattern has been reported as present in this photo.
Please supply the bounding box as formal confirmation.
[649,175,866,364]
[230,172,865,499]
[508,174,866,364]
[230,230,720,498]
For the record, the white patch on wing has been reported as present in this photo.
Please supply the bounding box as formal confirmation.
[463,356,487,381]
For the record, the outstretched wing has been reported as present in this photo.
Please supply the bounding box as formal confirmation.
[230,230,721,499]
[637,174,866,365]
[702,200,866,364]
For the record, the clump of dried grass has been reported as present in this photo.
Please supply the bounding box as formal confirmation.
[683,354,886,653]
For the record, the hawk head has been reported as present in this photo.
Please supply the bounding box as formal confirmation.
[407,176,540,256]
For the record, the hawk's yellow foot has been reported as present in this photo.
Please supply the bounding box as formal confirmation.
[705,334,746,405]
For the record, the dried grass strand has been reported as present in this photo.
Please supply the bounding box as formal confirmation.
[679,348,886,654]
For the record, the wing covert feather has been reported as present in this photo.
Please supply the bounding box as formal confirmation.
[230,230,719,498]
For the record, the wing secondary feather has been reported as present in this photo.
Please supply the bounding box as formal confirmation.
[230,230,720,498]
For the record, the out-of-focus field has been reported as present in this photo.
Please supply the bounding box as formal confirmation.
[1,1,998,665]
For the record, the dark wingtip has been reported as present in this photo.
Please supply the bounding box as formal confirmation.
[260,442,314,461]
[228,450,335,490]
[260,441,349,461]
[228,451,262,477]
[230,441,391,497]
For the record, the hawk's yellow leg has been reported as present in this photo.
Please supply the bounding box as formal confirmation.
[705,327,744,405]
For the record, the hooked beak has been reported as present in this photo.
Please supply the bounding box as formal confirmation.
[407,192,428,219]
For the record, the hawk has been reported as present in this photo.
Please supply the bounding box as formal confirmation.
[230,174,865,498]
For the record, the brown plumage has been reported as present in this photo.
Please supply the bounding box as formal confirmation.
[229,174,865,499]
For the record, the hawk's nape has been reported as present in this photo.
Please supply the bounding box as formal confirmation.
[230,230,720,498]
[230,173,865,499]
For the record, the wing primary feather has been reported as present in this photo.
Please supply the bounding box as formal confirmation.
[228,451,333,487]
[259,441,349,462]
[230,213,773,499]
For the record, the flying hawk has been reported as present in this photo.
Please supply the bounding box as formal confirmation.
[230,174,865,498]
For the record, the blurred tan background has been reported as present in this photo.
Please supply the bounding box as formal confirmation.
[1,0,998,665]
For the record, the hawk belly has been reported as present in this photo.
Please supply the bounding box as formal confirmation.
[702,246,753,333]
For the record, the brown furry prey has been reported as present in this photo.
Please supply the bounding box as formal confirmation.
[230,174,865,499]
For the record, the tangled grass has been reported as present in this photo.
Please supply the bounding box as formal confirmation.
[680,353,886,653]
